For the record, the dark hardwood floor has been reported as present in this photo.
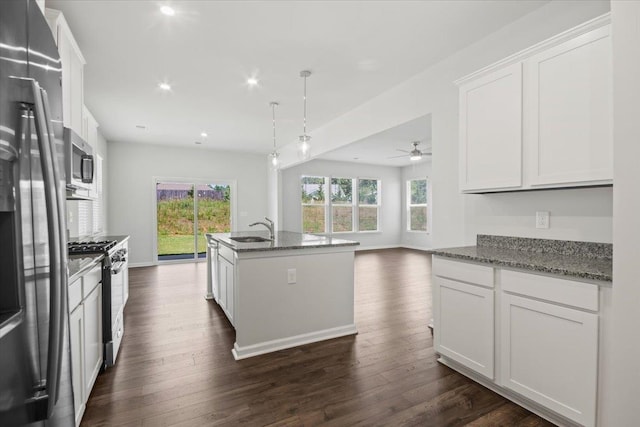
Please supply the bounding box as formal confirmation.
[81,248,554,426]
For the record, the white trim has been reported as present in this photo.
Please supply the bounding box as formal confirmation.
[232,324,358,360]
[128,262,156,268]
[454,13,610,86]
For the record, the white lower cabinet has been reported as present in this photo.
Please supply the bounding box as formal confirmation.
[68,303,85,426]
[500,269,599,427]
[433,255,602,427]
[68,265,103,426]
[434,277,494,379]
[83,283,102,401]
[217,253,235,326]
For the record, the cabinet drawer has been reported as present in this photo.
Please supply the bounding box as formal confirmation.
[82,265,102,298]
[501,269,598,311]
[69,278,82,311]
[433,256,493,288]
[219,244,235,264]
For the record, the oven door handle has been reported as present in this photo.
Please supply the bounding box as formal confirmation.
[111,261,127,275]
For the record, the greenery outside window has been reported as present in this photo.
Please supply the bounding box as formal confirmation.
[331,178,354,233]
[358,178,380,232]
[408,179,428,232]
[301,176,326,233]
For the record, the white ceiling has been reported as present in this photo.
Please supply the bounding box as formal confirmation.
[46,0,549,156]
[318,114,432,167]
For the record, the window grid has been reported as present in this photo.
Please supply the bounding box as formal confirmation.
[301,176,381,234]
[407,178,428,232]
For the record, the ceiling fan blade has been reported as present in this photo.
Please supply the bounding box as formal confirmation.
[396,149,410,153]
[387,154,409,159]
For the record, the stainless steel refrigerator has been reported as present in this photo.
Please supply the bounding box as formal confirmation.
[0,0,75,426]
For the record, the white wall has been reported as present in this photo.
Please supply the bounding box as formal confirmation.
[107,142,268,266]
[467,187,613,243]
[401,161,433,249]
[281,159,402,249]
[276,0,612,248]
[600,1,640,424]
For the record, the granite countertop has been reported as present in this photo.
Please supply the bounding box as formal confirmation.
[68,254,103,283]
[207,231,360,253]
[433,235,612,283]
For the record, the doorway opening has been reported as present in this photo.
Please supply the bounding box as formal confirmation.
[155,180,233,261]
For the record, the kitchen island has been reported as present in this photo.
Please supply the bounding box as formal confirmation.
[206,231,359,360]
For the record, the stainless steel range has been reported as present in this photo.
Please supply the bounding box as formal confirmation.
[68,237,129,368]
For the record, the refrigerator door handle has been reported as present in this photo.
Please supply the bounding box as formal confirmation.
[40,86,68,406]
[23,78,65,419]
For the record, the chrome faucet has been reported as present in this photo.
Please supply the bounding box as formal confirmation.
[249,217,275,240]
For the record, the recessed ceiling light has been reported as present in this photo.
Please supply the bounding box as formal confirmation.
[200,132,208,138]
[159,82,171,91]
[247,77,258,86]
[160,6,175,16]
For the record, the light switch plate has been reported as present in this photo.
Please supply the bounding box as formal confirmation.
[536,211,550,229]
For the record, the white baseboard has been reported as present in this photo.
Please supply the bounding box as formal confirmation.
[128,262,156,268]
[232,324,358,360]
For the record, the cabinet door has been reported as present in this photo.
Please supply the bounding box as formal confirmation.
[459,63,522,192]
[500,293,598,427]
[69,50,84,134]
[83,283,102,401]
[434,277,494,379]
[69,305,85,426]
[217,256,228,312]
[225,260,234,326]
[525,25,612,186]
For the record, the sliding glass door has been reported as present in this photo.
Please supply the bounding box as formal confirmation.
[156,181,232,261]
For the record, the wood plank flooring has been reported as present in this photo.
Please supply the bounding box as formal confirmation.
[81,248,555,426]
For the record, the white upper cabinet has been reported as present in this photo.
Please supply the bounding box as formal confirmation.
[459,63,522,192]
[525,26,612,186]
[45,9,86,136]
[457,15,611,193]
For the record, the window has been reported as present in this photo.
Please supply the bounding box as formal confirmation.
[358,178,379,232]
[407,179,428,232]
[331,178,354,232]
[301,176,381,234]
[301,176,326,233]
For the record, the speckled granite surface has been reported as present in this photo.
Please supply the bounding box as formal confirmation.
[68,254,103,283]
[477,234,612,259]
[208,231,359,253]
[433,235,612,283]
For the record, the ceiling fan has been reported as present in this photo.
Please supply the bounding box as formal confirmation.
[388,141,431,161]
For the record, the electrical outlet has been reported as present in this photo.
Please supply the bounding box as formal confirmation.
[536,211,550,229]
[287,268,296,284]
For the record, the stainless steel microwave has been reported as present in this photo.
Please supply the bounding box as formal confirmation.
[63,127,94,199]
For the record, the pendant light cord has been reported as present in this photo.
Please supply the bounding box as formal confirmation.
[272,102,277,150]
[303,74,307,136]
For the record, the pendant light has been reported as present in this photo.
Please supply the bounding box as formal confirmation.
[268,101,280,170]
[298,70,312,160]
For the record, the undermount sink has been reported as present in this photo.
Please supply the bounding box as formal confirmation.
[230,236,272,243]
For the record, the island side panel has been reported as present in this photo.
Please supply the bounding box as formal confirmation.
[233,249,356,359]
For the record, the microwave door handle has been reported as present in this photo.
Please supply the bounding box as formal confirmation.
[29,80,64,417]
[82,154,94,183]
